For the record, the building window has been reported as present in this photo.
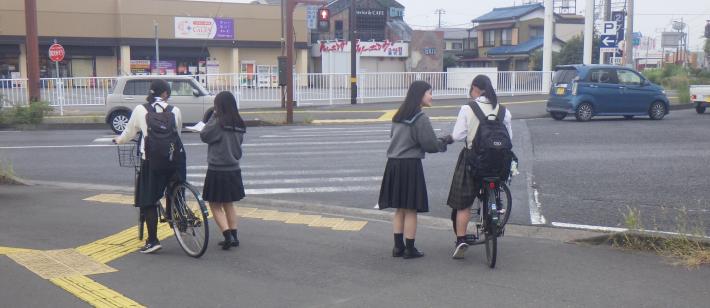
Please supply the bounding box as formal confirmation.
[484,30,495,47]
[335,20,344,40]
[530,27,544,38]
[501,29,513,45]
[451,42,463,50]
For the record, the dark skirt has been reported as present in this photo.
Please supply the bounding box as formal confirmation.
[202,169,246,203]
[378,158,429,213]
[135,159,185,208]
[446,149,482,210]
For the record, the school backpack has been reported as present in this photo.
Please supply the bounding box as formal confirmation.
[142,103,185,170]
[466,102,513,180]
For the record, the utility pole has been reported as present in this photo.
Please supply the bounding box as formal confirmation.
[350,0,357,105]
[154,21,160,73]
[542,0,553,89]
[435,9,446,28]
[583,0,594,64]
[24,0,40,102]
[624,0,634,68]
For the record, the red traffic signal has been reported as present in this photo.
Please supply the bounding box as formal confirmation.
[317,8,330,32]
[318,8,330,21]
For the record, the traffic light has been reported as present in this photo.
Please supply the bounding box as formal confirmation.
[317,8,330,32]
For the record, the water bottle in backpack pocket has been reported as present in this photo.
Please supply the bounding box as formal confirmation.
[143,103,186,171]
[465,102,513,179]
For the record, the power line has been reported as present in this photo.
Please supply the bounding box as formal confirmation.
[434,8,446,28]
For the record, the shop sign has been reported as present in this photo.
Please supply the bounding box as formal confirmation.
[175,17,234,40]
[356,9,385,16]
[317,40,408,57]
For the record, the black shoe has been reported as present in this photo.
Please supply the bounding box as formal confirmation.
[392,246,405,257]
[221,231,233,250]
[139,241,162,254]
[465,234,478,245]
[218,239,239,247]
[452,241,469,259]
[403,247,424,259]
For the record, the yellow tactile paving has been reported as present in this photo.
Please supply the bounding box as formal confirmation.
[377,109,398,120]
[0,246,36,255]
[308,217,346,228]
[6,249,116,279]
[51,275,145,308]
[76,223,173,264]
[83,194,134,205]
[284,214,322,225]
[236,207,258,216]
[261,211,300,222]
[332,220,368,231]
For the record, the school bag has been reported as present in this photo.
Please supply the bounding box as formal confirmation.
[466,102,513,180]
[142,103,185,170]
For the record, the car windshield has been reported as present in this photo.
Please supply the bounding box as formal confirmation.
[552,69,578,85]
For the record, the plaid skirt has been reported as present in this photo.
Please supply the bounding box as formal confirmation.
[446,149,482,210]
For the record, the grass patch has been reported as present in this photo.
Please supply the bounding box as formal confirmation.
[611,206,709,268]
[0,101,53,127]
[0,158,20,185]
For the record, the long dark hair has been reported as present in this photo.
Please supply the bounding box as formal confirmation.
[393,80,431,122]
[146,79,171,103]
[470,75,498,108]
[213,91,246,129]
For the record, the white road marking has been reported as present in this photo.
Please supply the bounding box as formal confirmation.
[185,165,270,170]
[243,176,381,185]
[260,130,390,138]
[191,183,379,195]
[290,127,389,131]
[0,139,388,150]
[551,222,710,239]
[187,168,374,178]
[243,149,383,156]
[92,137,115,143]
[527,173,547,225]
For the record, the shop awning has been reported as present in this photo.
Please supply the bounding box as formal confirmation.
[131,47,210,58]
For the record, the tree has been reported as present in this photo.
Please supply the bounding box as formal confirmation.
[529,35,600,70]
[443,54,459,71]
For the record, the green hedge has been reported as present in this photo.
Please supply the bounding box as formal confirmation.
[0,101,53,126]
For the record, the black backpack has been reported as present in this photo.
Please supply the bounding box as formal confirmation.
[142,103,185,171]
[466,101,513,179]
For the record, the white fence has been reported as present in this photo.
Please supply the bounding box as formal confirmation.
[0,71,553,111]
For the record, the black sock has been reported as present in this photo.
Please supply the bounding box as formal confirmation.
[405,238,415,249]
[230,229,238,240]
[451,209,458,235]
[394,233,404,249]
[457,236,466,244]
[142,207,158,243]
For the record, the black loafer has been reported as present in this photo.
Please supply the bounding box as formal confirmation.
[403,247,424,259]
[392,247,405,257]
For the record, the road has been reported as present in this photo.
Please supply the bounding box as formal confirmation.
[1,107,708,235]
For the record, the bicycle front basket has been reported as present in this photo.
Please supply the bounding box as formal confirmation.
[117,143,140,168]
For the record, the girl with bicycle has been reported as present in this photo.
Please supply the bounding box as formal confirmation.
[200,91,247,250]
[444,75,512,260]
[114,79,186,254]
[378,80,449,259]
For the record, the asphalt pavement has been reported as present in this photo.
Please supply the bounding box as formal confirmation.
[1,184,709,308]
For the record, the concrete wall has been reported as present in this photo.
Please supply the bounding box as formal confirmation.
[408,30,444,72]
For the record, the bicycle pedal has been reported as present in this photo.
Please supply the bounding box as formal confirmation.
[159,218,167,223]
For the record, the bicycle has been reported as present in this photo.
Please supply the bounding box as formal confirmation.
[117,140,210,258]
[465,161,516,268]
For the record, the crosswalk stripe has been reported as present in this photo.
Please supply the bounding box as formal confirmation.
[187,168,375,178]
[245,186,379,194]
[243,176,381,185]
[244,149,383,157]
[259,130,390,138]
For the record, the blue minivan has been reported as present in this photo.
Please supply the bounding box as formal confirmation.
[546,64,670,121]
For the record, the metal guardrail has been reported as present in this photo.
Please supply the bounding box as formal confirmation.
[0,71,553,111]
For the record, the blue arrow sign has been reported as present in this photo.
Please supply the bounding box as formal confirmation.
[600,35,617,48]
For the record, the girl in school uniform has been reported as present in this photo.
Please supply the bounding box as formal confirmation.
[377,80,449,259]
[200,91,247,250]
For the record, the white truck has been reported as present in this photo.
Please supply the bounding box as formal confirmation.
[690,85,710,114]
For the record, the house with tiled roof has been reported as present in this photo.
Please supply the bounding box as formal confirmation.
[466,3,583,71]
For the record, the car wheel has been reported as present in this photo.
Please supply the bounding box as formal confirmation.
[696,105,706,114]
[109,110,130,134]
[624,115,634,120]
[575,103,593,122]
[649,101,666,120]
[550,112,567,120]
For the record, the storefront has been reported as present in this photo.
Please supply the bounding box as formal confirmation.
[312,40,409,73]
[0,45,21,79]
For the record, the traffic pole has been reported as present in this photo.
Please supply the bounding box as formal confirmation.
[350,0,357,104]
[24,0,41,102]
[286,0,295,124]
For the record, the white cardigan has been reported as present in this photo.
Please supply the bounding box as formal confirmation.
[115,98,183,159]
[451,96,512,148]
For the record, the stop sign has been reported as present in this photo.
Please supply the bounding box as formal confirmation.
[48,44,65,62]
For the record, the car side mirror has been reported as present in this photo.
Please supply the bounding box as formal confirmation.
[642,79,651,86]
[192,89,201,97]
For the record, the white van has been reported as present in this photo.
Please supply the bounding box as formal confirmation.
[105,76,216,133]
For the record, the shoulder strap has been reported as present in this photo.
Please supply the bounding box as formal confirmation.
[403,111,425,125]
[496,105,507,123]
[164,105,174,113]
[143,103,155,113]
[468,101,487,122]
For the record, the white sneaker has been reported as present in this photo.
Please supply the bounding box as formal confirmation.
[452,242,469,259]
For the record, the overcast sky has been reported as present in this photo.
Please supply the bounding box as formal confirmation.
[188,0,710,51]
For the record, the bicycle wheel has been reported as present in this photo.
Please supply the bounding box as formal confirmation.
[498,182,513,231]
[170,182,209,258]
[484,188,498,268]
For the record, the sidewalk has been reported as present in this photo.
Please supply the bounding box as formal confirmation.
[1,183,708,307]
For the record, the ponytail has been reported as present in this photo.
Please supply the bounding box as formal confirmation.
[145,79,171,104]
[471,75,498,108]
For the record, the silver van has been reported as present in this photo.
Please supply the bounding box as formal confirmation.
[105,76,216,133]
